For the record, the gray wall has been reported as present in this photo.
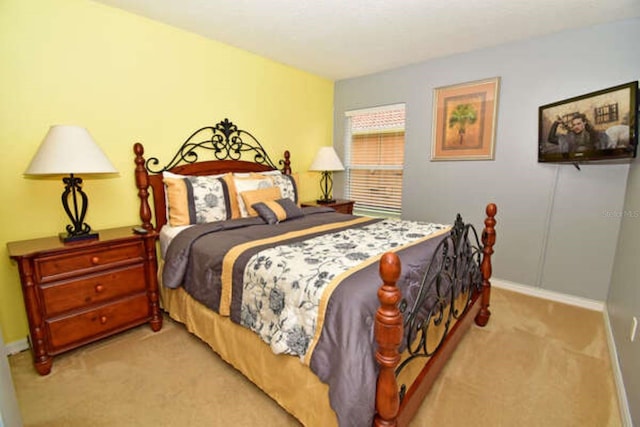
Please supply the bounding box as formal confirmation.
[335,18,640,421]
[608,152,640,424]
[334,18,640,301]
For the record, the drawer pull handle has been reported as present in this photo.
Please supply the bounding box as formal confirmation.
[91,256,100,265]
[95,284,104,293]
[99,316,108,324]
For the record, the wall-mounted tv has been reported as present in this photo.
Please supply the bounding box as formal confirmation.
[538,81,638,164]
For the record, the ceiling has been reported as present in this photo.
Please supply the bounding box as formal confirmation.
[94,0,640,80]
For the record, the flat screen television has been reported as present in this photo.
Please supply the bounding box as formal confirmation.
[538,81,638,164]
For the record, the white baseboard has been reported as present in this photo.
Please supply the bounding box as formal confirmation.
[4,338,29,356]
[492,278,605,312]
[492,277,631,425]
[603,307,633,427]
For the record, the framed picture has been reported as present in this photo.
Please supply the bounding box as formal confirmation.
[431,77,500,161]
[538,81,638,164]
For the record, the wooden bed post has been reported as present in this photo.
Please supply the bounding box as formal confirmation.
[142,232,163,332]
[374,252,403,427]
[475,203,497,326]
[133,143,154,231]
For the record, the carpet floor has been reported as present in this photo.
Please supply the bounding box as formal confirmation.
[9,287,622,426]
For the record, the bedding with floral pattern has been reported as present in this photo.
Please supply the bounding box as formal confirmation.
[162,207,452,427]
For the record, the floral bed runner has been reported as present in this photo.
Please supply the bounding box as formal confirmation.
[235,218,450,363]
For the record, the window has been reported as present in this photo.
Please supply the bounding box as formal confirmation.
[344,104,405,218]
[594,103,619,125]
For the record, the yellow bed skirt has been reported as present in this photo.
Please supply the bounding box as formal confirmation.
[159,283,339,427]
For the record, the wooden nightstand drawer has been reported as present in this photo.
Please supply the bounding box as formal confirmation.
[45,293,150,351]
[41,265,146,317]
[35,241,144,283]
[8,226,163,375]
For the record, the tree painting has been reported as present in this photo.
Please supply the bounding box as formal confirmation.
[448,104,477,145]
[432,77,498,160]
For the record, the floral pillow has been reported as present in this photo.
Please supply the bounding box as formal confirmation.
[269,173,299,206]
[246,172,300,206]
[163,175,233,226]
[233,176,275,217]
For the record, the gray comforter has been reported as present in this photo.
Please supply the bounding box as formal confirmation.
[163,207,448,426]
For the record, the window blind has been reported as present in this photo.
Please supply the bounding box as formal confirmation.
[344,105,405,217]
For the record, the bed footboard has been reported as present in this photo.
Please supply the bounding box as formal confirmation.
[374,203,497,427]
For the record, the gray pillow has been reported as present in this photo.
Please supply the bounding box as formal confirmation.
[252,198,304,224]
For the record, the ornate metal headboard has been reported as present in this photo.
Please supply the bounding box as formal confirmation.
[144,118,288,173]
[134,118,291,231]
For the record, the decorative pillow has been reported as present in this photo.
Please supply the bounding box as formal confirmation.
[162,170,199,180]
[248,172,299,206]
[233,176,275,217]
[234,170,282,178]
[162,171,241,221]
[252,198,304,224]
[220,174,241,219]
[269,173,299,206]
[240,187,282,217]
[163,175,233,226]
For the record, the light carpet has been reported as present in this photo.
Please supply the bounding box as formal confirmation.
[9,288,622,426]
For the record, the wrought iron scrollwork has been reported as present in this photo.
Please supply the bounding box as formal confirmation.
[61,174,91,237]
[144,118,279,173]
[395,214,484,399]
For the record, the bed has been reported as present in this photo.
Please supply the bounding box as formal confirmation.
[132,118,497,427]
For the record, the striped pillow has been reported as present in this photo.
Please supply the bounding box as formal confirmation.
[252,198,304,224]
[240,187,282,217]
[163,175,233,226]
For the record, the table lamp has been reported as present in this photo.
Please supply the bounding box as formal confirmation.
[309,146,344,204]
[24,125,118,243]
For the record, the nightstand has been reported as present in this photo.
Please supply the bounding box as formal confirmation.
[301,199,355,215]
[7,226,162,375]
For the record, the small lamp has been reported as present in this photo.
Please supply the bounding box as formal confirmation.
[309,146,344,204]
[24,125,118,243]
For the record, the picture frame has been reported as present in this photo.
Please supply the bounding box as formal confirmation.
[538,81,638,164]
[431,77,500,161]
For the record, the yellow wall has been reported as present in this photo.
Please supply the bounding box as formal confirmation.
[0,0,333,343]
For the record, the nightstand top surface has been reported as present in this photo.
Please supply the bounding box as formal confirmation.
[7,226,152,258]
[301,199,353,207]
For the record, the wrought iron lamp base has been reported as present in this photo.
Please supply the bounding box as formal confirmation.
[316,198,336,204]
[59,174,98,244]
[59,231,99,243]
[318,171,335,205]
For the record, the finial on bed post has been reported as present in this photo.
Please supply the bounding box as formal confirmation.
[280,150,291,175]
[475,203,497,327]
[374,252,402,427]
[133,143,153,231]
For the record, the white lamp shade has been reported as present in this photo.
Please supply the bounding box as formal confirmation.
[309,146,344,172]
[25,125,117,175]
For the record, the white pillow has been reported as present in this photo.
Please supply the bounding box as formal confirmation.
[233,170,282,178]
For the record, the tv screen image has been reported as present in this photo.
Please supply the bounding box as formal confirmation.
[538,81,638,164]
